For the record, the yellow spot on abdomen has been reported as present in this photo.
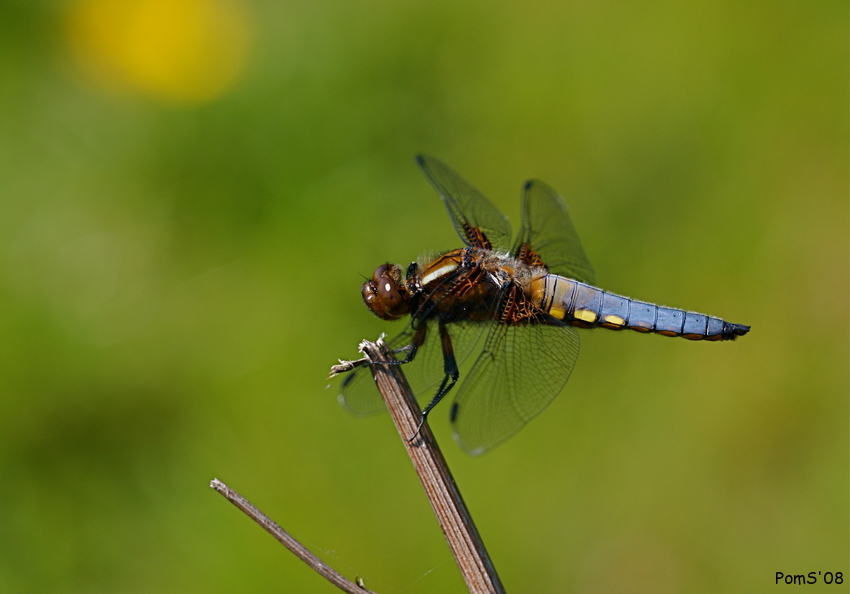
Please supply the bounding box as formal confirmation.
[549,306,566,320]
[574,309,597,323]
[603,314,625,326]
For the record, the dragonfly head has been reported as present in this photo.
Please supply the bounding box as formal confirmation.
[362,263,410,320]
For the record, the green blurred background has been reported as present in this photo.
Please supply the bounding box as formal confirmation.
[0,1,846,592]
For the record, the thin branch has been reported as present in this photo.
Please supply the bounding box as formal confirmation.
[354,338,506,594]
[216,336,504,593]
[210,478,378,594]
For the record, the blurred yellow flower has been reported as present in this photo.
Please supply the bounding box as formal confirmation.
[65,0,251,104]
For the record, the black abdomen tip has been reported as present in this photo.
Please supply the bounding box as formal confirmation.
[722,322,751,340]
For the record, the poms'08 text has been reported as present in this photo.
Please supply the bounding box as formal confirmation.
[775,572,843,585]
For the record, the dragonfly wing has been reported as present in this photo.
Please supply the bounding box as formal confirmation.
[450,314,581,456]
[339,317,491,416]
[416,154,512,251]
[512,179,596,285]
[338,327,418,416]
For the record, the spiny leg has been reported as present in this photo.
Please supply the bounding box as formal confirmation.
[409,321,459,442]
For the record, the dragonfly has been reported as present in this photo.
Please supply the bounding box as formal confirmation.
[338,155,750,455]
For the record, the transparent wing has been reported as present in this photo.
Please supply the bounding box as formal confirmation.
[338,327,419,416]
[512,179,595,285]
[416,154,512,251]
[339,317,491,416]
[450,315,581,456]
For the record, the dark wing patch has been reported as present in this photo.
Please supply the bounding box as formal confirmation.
[450,312,580,455]
[416,154,512,251]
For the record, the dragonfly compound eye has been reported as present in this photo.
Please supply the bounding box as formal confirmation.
[362,264,408,320]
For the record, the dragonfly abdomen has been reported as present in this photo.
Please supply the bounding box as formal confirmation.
[533,275,749,341]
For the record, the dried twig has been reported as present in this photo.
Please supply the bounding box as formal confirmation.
[352,337,506,594]
[210,478,378,594]
[214,336,504,593]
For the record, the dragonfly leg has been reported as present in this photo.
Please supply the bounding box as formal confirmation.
[409,322,459,442]
[371,323,427,366]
